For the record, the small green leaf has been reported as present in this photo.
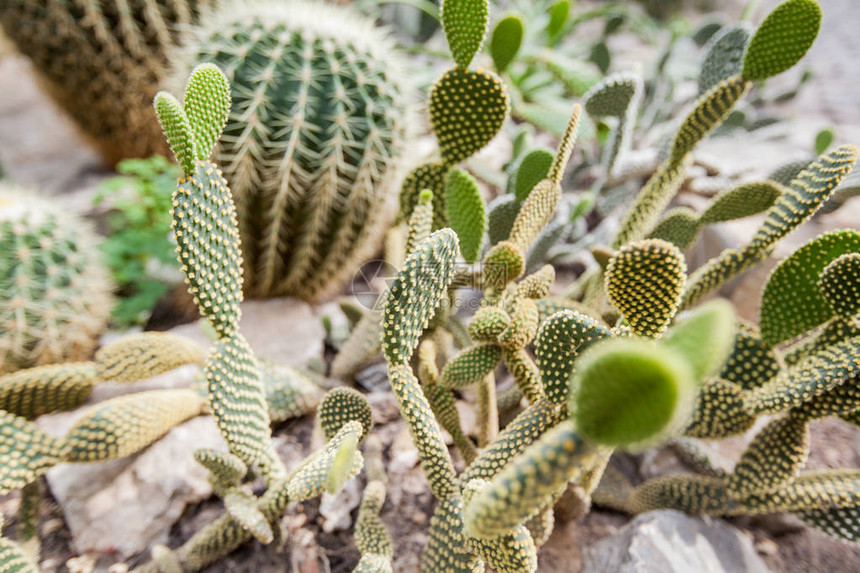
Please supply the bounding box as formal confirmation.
[490,14,524,73]
[815,128,835,155]
[445,168,487,263]
[513,149,554,202]
[547,0,570,38]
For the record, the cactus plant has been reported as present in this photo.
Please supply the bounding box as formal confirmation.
[3,0,859,569]
[0,63,382,572]
[171,0,414,300]
[0,0,217,165]
[0,185,113,374]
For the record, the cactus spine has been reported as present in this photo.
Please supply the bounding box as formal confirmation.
[173,0,414,300]
[0,185,113,374]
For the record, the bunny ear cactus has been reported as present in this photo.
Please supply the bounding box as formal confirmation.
[0,411,63,496]
[0,186,113,375]
[699,24,751,95]
[430,68,510,165]
[605,239,686,338]
[0,533,38,573]
[62,389,207,462]
[317,387,374,443]
[155,64,275,469]
[287,420,365,500]
[445,169,488,263]
[583,72,643,181]
[759,229,860,346]
[741,0,822,81]
[682,146,858,309]
[95,332,207,382]
[0,363,97,420]
[608,0,823,254]
[175,0,414,301]
[399,1,509,238]
[442,0,490,69]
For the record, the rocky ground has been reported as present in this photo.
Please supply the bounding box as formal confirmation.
[1,1,860,572]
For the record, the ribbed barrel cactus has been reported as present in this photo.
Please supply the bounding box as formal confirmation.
[171,0,414,300]
[0,0,216,165]
[0,185,113,374]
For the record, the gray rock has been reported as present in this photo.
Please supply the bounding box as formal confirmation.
[319,479,362,533]
[169,298,328,367]
[582,510,771,573]
[45,417,225,558]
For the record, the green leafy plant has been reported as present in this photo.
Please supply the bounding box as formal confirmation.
[94,156,181,327]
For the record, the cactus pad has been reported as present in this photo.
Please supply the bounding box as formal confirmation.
[204,335,271,465]
[0,411,62,496]
[400,163,451,230]
[63,389,205,462]
[819,253,860,319]
[317,387,373,442]
[0,363,97,419]
[95,332,206,383]
[287,421,364,501]
[534,310,611,405]
[172,160,244,338]
[440,344,502,389]
[442,0,490,69]
[760,229,860,346]
[381,229,459,364]
[742,0,821,81]
[571,339,696,448]
[684,378,756,439]
[490,14,524,73]
[727,414,810,498]
[422,495,484,573]
[445,168,487,263]
[430,67,509,164]
[605,239,686,339]
[699,24,751,94]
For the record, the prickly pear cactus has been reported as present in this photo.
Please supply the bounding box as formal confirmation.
[174,0,414,300]
[0,185,113,374]
[0,0,217,165]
